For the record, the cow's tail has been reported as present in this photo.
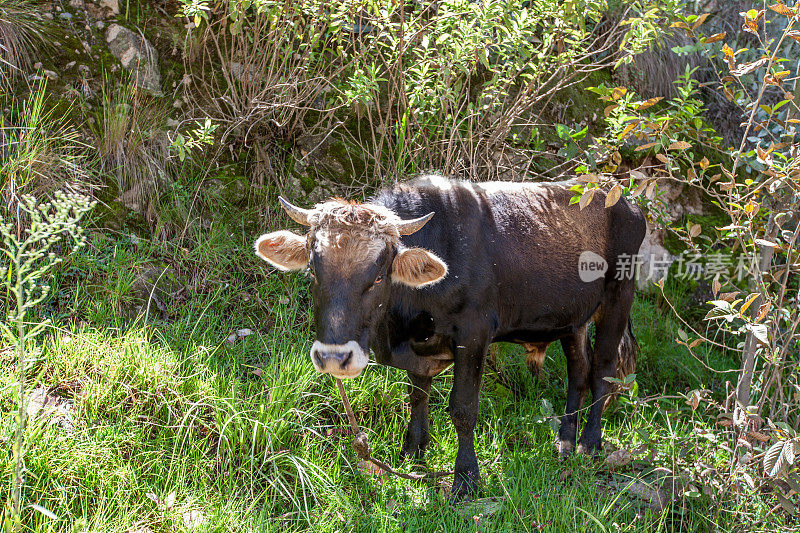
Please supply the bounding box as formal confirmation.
[604,318,639,410]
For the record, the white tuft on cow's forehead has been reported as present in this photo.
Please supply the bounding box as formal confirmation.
[307,200,402,238]
[308,201,400,266]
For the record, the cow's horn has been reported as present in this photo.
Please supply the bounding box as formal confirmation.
[397,212,435,235]
[279,196,312,226]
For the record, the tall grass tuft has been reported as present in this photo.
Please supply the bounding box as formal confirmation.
[90,79,171,225]
[0,0,47,86]
[0,82,93,234]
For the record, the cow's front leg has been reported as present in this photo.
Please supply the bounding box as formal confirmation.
[401,372,432,462]
[449,337,487,500]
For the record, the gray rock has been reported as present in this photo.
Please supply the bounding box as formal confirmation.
[42,70,58,80]
[59,12,73,20]
[96,20,105,29]
[628,481,670,513]
[100,0,120,15]
[105,24,163,96]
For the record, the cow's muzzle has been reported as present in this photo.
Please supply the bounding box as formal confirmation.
[310,340,367,379]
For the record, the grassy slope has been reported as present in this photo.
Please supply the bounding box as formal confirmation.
[0,214,787,533]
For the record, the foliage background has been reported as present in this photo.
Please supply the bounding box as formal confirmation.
[0,0,798,531]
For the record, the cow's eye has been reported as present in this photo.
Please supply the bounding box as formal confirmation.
[374,275,383,285]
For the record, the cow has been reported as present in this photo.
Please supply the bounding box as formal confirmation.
[255,175,646,499]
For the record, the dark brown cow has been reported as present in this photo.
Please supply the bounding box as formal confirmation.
[255,175,646,499]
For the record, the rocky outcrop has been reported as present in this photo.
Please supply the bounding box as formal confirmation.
[637,178,705,289]
[105,24,163,96]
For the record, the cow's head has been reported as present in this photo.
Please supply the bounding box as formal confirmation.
[255,197,448,378]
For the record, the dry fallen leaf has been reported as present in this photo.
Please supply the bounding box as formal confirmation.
[182,510,206,530]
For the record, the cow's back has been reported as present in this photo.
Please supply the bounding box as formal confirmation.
[372,176,645,335]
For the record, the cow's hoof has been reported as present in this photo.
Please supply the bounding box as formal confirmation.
[555,439,575,460]
[399,447,426,465]
[576,441,602,456]
[449,472,481,502]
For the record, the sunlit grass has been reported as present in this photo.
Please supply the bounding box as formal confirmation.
[0,224,787,532]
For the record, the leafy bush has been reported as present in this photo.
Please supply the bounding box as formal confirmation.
[179,0,682,190]
[573,4,800,516]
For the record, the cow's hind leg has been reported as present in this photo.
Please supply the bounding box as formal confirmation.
[401,372,432,462]
[556,324,590,457]
[577,281,635,454]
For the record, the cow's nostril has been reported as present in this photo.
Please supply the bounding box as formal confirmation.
[341,350,353,369]
[312,350,324,369]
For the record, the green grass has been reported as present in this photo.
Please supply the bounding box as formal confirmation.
[0,219,788,532]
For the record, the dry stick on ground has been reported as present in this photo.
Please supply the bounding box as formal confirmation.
[334,378,454,481]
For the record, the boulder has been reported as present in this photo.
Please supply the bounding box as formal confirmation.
[636,177,705,289]
[100,0,120,16]
[105,24,163,96]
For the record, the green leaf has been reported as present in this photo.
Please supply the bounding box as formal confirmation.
[555,123,572,141]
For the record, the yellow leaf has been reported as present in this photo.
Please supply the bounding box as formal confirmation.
[692,13,710,30]
[605,184,622,208]
[689,224,702,237]
[636,97,663,110]
[620,122,638,139]
[698,156,710,169]
[703,32,727,44]
[611,87,627,100]
[635,141,658,151]
[722,43,734,58]
[740,293,760,315]
[669,140,692,150]
[671,21,691,30]
[768,2,794,16]
[756,302,771,322]
[604,104,618,117]
[655,153,669,164]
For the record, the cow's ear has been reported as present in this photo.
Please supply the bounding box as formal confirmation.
[255,231,309,271]
[391,248,448,288]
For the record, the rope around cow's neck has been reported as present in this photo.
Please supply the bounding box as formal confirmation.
[334,378,454,480]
